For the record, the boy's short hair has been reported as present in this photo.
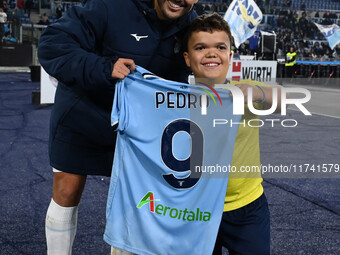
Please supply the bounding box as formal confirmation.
[183,13,233,52]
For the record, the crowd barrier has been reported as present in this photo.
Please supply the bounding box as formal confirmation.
[277,61,340,79]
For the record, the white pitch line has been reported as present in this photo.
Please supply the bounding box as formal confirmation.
[289,108,340,119]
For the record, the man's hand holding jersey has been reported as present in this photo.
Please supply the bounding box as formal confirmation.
[112,58,136,80]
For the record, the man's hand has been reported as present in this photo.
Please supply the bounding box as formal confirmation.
[111,58,136,80]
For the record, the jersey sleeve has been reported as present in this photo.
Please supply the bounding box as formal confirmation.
[111,79,128,131]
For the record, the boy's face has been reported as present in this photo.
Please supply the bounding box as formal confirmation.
[184,30,232,80]
[154,0,198,21]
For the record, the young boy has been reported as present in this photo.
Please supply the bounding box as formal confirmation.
[183,13,282,255]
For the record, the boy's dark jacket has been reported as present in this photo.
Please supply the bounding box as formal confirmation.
[38,0,197,175]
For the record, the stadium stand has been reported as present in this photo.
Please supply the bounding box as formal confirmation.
[1,0,340,77]
[190,0,340,79]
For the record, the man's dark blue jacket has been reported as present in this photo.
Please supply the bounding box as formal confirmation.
[38,0,197,176]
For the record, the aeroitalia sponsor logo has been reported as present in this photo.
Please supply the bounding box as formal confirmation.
[136,191,160,212]
[136,191,211,222]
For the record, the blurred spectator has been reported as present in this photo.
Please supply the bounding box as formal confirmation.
[4,31,16,43]
[332,46,340,59]
[17,0,24,9]
[24,0,32,17]
[210,3,216,12]
[311,49,318,59]
[239,42,248,55]
[5,3,21,40]
[9,7,21,40]
[298,15,308,33]
[1,0,8,12]
[37,13,50,26]
[322,42,332,54]
[332,51,338,59]
[56,4,63,19]
[231,46,241,60]
[321,17,333,25]
[329,12,337,19]
[221,3,227,12]
[0,5,7,41]
[279,8,288,17]
[302,48,310,58]
[315,12,319,18]
[315,43,325,57]
[285,46,297,77]
[322,49,333,61]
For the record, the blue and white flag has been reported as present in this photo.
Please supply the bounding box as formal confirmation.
[314,23,340,50]
[224,0,263,48]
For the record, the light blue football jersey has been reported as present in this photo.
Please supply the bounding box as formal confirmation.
[104,66,242,255]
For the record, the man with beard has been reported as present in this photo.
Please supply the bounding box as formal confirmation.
[38,1,198,254]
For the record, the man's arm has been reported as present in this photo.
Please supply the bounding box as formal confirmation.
[260,85,283,113]
[38,0,121,91]
[234,83,283,113]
